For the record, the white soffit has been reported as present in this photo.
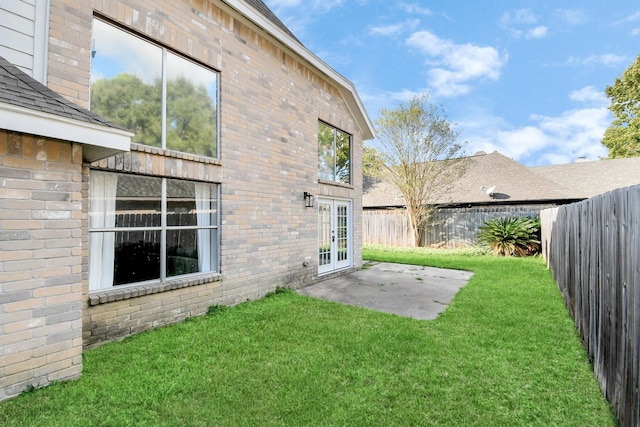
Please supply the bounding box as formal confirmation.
[0,102,133,162]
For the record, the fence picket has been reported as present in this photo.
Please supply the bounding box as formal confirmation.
[364,204,553,247]
[541,185,640,427]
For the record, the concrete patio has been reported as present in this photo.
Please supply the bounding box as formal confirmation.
[298,262,473,320]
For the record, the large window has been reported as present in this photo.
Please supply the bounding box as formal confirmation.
[318,121,351,184]
[89,171,219,290]
[90,19,219,158]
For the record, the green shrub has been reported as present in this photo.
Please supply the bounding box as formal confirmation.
[477,216,540,257]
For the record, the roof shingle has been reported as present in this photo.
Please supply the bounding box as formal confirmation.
[364,151,640,208]
[242,0,299,41]
[363,152,576,208]
[531,157,640,198]
[0,55,128,131]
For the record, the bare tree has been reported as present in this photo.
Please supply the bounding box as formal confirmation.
[375,93,467,247]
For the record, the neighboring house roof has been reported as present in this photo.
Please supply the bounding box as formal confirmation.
[531,157,640,198]
[228,0,375,140]
[0,55,132,162]
[363,151,577,208]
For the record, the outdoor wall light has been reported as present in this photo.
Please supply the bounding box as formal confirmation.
[304,191,314,208]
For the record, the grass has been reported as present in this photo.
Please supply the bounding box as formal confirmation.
[0,245,616,426]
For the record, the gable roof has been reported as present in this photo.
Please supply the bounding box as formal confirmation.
[243,0,299,41]
[531,157,640,198]
[0,55,132,162]
[226,0,374,140]
[363,151,577,208]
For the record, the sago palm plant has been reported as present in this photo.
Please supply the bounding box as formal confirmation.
[477,216,541,256]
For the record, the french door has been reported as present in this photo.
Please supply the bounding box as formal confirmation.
[318,198,352,275]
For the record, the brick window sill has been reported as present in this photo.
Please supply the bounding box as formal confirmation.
[130,143,222,165]
[88,273,222,306]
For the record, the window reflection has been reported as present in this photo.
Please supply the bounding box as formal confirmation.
[317,121,351,184]
[90,19,162,147]
[318,122,335,181]
[90,19,218,157]
[166,54,218,158]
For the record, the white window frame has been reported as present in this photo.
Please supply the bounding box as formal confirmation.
[318,121,352,184]
[88,171,221,291]
[90,17,221,159]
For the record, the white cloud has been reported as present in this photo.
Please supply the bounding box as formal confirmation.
[400,2,432,16]
[370,23,404,37]
[617,11,640,35]
[568,54,628,67]
[569,86,608,106]
[501,9,548,40]
[535,108,610,161]
[555,9,588,25]
[264,0,350,35]
[459,91,611,165]
[406,31,506,97]
[526,26,547,39]
[369,19,420,37]
[501,9,537,26]
[92,19,162,84]
[310,0,347,13]
[620,11,640,23]
[359,88,425,118]
[365,86,611,166]
[406,31,446,56]
[465,125,547,162]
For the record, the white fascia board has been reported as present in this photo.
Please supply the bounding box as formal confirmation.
[0,102,133,162]
[223,0,375,140]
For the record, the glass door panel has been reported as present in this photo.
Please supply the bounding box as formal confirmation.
[318,201,332,274]
[335,201,350,269]
[318,199,352,274]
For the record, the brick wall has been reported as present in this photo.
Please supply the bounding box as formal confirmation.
[47,0,364,347]
[82,146,225,347]
[0,130,83,401]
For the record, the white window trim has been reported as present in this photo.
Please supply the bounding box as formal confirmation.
[318,121,352,185]
[88,171,221,293]
[92,17,221,159]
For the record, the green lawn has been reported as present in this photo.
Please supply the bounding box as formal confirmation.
[0,245,616,426]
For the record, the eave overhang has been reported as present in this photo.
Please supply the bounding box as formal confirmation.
[0,101,133,163]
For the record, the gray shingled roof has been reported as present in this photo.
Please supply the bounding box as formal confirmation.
[363,151,577,208]
[531,157,640,198]
[243,0,299,41]
[0,55,128,131]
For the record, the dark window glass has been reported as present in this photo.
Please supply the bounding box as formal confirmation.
[89,171,219,290]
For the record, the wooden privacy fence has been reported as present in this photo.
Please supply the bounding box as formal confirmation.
[364,204,553,247]
[363,210,413,247]
[541,185,640,427]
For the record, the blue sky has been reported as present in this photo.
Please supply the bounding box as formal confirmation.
[264,0,640,166]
